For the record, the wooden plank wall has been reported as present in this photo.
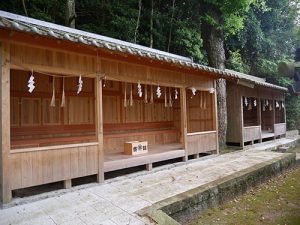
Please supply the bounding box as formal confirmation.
[186,90,214,133]
[186,131,217,155]
[10,70,96,147]
[10,144,98,190]
[274,123,286,136]
[226,82,242,143]
[101,58,214,89]
[243,126,261,142]
[102,80,180,153]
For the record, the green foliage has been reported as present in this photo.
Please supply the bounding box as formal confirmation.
[174,26,204,62]
[0,0,299,129]
[226,50,250,73]
[286,94,300,130]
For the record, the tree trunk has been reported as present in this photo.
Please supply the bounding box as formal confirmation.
[22,0,28,16]
[101,0,105,28]
[134,0,142,44]
[65,0,76,28]
[201,8,227,150]
[167,0,175,52]
[149,0,154,48]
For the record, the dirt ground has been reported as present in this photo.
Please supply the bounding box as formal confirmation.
[186,148,300,225]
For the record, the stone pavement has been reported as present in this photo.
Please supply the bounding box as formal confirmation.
[0,137,298,225]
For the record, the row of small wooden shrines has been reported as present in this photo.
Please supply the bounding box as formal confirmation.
[26,70,214,109]
[243,96,285,111]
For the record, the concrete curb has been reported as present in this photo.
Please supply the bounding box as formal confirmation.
[137,153,296,224]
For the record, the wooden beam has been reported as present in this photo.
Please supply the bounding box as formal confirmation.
[213,81,219,154]
[95,76,104,182]
[0,42,12,203]
[180,87,188,161]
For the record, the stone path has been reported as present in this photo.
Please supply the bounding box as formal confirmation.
[0,137,298,225]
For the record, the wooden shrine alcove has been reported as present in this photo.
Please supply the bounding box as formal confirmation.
[186,88,218,157]
[10,69,97,149]
[102,80,185,172]
[242,96,261,144]
[261,99,276,139]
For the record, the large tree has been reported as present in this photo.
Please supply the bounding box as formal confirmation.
[199,0,254,150]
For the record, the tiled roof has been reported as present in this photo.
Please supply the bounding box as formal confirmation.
[0,11,287,91]
[0,10,237,79]
[225,69,288,91]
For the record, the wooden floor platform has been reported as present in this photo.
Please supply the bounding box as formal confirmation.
[262,130,275,139]
[104,143,185,172]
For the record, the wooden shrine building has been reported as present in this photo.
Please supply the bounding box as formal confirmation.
[226,70,287,147]
[0,11,287,203]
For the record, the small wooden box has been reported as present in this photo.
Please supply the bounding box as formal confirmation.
[124,141,148,155]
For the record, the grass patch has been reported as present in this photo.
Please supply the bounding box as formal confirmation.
[186,165,300,225]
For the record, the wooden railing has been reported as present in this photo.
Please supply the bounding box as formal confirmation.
[186,131,217,155]
[9,142,99,190]
[243,125,261,142]
[274,123,286,136]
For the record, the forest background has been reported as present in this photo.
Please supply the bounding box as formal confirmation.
[1,0,300,145]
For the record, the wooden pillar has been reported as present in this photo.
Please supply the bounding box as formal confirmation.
[272,96,276,140]
[146,163,152,171]
[257,96,262,143]
[213,81,219,154]
[0,42,12,203]
[63,179,72,189]
[180,87,188,161]
[240,95,245,148]
[95,76,104,182]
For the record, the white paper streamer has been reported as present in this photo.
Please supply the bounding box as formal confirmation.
[137,81,142,97]
[77,75,83,94]
[244,97,248,106]
[27,70,35,93]
[50,77,56,107]
[124,82,127,107]
[174,89,178,100]
[61,77,65,107]
[156,85,161,98]
[191,87,196,98]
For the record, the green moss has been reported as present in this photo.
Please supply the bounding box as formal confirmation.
[188,166,300,225]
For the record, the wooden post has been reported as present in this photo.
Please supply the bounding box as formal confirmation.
[146,163,152,171]
[95,76,104,182]
[213,81,219,154]
[272,95,276,140]
[64,179,72,189]
[0,42,12,203]
[240,95,244,148]
[180,87,188,161]
[257,96,262,143]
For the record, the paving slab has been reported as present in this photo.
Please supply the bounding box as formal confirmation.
[0,137,298,225]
